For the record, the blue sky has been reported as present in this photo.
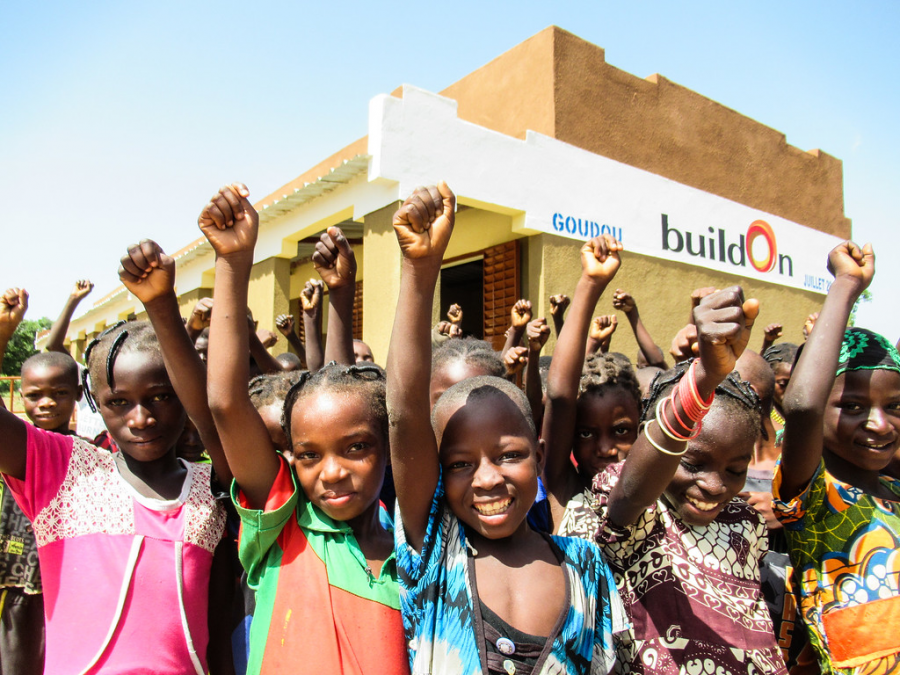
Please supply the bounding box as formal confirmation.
[1,1,897,340]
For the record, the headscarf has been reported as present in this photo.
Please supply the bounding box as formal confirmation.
[836,327,900,376]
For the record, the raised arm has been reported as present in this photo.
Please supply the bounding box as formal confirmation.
[45,280,93,354]
[0,289,29,478]
[778,242,874,500]
[387,183,455,551]
[541,237,622,509]
[200,183,279,509]
[501,300,531,359]
[185,297,214,344]
[118,240,232,485]
[247,319,287,374]
[300,280,324,372]
[613,289,667,368]
[275,313,307,368]
[585,315,617,357]
[525,317,550,428]
[313,228,357,366]
[608,287,758,526]
[549,294,570,337]
[759,323,783,355]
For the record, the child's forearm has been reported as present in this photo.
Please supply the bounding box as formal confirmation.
[547,276,604,402]
[142,292,232,484]
[627,310,666,368]
[609,360,719,526]
[207,256,279,508]
[542,276,606,491]
[780,278,860,496]
[525,345,544,429]
[323,286,355,365]
[551,313,565,337]
[283,331,307,368]
[45,295,82,354]
[387,261,442,548]
[303,311,324,372]
[248,330,286,374]
[501,326,524,358]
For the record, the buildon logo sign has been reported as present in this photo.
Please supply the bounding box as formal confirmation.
[662,215,792,277]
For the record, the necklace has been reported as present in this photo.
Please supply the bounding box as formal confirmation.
[770,408,785,426]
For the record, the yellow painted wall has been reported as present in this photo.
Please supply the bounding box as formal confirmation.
[361,202,402,362]
[248,257,291,356]
[524,232,822,363]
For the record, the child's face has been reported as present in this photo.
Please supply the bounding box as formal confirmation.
[772,362,792,409]
[95,351,186,462]
[258,402,289,453]
[573,387,639,480]
[430,361,492,409]
[664,407,753,527]
[175,417,205,463]
[289,389,387,522]
[21,364,81,433]
[436,393,543,541]
[823,369,900,472]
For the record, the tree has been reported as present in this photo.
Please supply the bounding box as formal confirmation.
[848,289,873,327]
[1,317,52,377]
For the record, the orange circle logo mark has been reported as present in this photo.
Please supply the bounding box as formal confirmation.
[746,220,777,273]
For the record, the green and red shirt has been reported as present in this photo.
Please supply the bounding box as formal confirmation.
[233,458,409,675]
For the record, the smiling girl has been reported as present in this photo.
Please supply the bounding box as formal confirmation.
[773,241,900,674]
[387,183,625,675]
[0,307,227,674]
[199,183,408,675]
[591,288,786,674]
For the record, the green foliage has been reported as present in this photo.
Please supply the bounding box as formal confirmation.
[1,317,52,378]
[848,289,873,327]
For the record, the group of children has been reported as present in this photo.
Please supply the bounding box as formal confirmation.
[0,179,897,675]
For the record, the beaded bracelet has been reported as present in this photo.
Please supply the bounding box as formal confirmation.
[644,420,688,457]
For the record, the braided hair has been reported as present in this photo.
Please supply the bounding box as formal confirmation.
[281,362,387,446]
[431,338,505,378]
[249,371,307,410]
[763,343,799,369]
[83,321,162,411]
[643,360,763,445]
[580,352,641,408]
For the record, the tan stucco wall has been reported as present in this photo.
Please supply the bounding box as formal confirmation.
[441,26,849,239]
[524,233,822,362]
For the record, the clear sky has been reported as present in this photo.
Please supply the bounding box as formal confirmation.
[2,1,898,340]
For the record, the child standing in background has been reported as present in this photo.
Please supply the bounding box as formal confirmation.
[540,241,642,538]
[0,316,83,675]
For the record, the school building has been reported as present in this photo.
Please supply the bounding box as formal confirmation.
[54,27,850,363]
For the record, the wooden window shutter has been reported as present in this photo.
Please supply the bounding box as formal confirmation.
[483,240,520,351]
[291,297,305,346]
[352,280,363,341]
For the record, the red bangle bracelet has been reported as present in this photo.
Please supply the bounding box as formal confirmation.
[658,396,701,441]
[669,389,695,435]
[678,361,714,423]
